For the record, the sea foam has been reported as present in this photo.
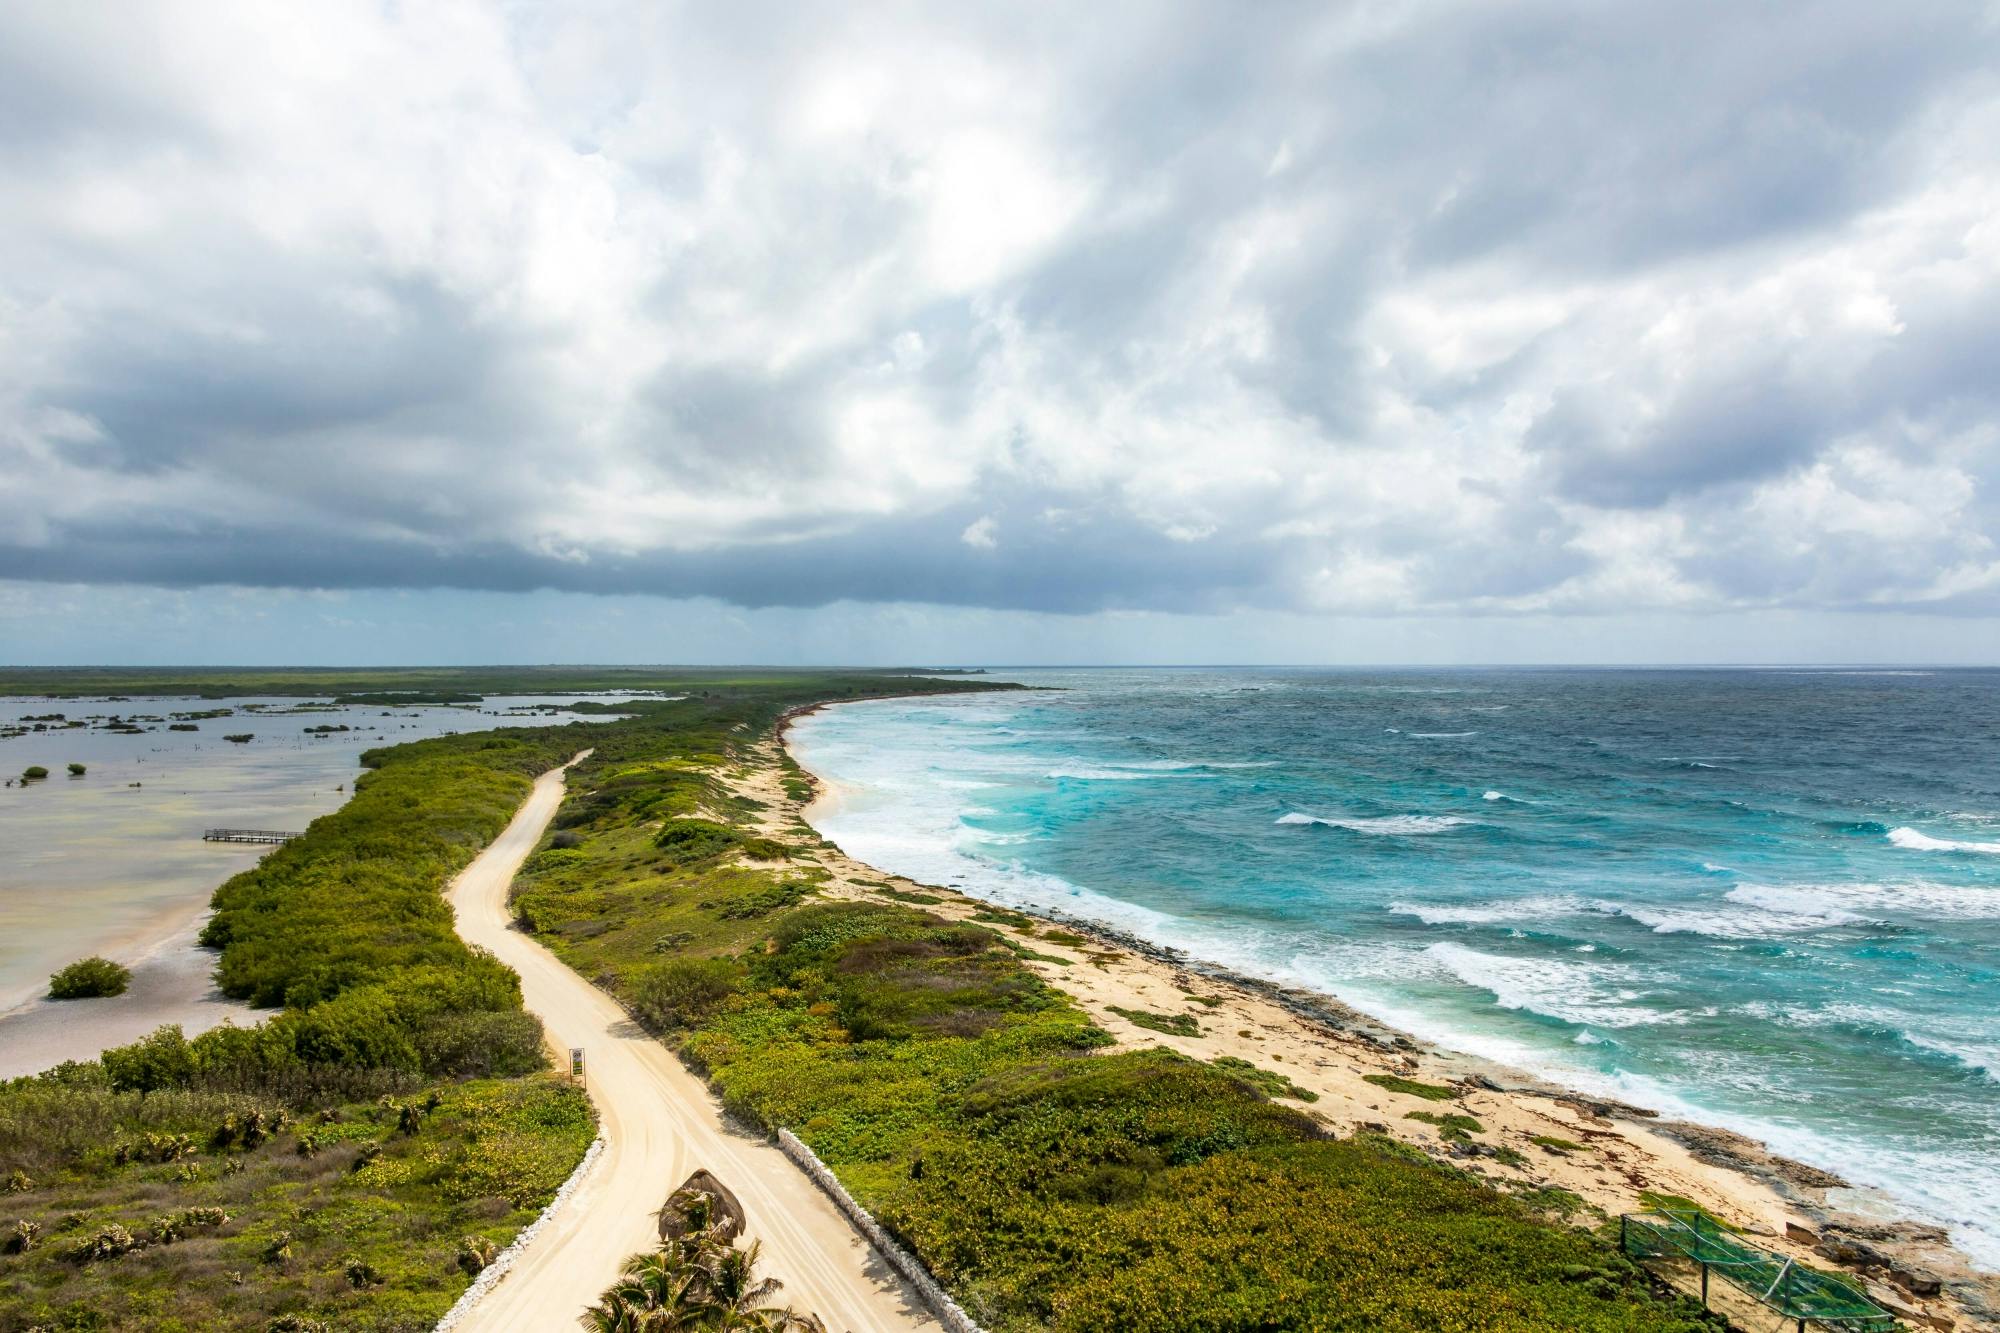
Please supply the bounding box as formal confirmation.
[1277,812,1469,834]
[1889,826,2000,855]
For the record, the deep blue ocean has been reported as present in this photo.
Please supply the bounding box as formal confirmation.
[789,668,2000,1267]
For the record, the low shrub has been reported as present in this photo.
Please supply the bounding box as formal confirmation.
[21,765,48,780]
[653,818,739,866]
[48,957,131,1000]
[1407,1110,1484,1140]
[630,958,744,1031]
[1108,1005,1201,1037]
[1212,1055,1319,1102]
[1364,1072,1459,1101]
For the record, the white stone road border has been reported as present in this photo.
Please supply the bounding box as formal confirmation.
[775,1128,988,1333]
[434,1129,608,1332]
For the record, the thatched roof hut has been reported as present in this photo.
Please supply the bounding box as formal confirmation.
[657,1168,746,1244]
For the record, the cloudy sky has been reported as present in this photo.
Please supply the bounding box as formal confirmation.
[4,1,1999,665]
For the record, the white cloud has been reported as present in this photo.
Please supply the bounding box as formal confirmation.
[0,0,1996,629]
[960,516,998,549]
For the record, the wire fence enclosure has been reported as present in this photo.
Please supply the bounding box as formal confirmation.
[1621,1208,1897,1332]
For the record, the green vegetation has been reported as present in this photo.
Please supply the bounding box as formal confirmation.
[20,765,47,781]
[504,685,1723,1332]
[1212,1055,1319,1103]
[1636,1191,1738,1229]
[222,733,254,743]
[67,762,86,776]
[48,957,131,1000]
[1364,1072,1460,1101]
[874,885,943,905]
[1406,1111,1484,1142]
[1107,1005,1202,1037]
[0,1068,590,1330]
[655,817,745,866]
[1533,1134,1587,1154]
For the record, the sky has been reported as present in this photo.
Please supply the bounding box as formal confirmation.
[3,1,1999,666]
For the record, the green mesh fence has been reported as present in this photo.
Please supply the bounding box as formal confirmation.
[1621,1209,1898,1330]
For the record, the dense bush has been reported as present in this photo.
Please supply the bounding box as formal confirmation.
[48,956,131,999]
[21,765,47,780]
[629,958,744,1032]
[653,818,740,866]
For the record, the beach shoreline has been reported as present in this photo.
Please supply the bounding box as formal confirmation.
[0,905,260,1079]
[770,699,1994,1332]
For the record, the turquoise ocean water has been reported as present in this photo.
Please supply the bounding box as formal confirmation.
[789,668,2000,1267]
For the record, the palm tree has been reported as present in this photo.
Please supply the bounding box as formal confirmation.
[582,1234,822,1332]
[582,1239,707,1331]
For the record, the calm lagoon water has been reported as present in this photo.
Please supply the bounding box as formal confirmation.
[0,693,622,1014]
[790,668,2000,1267]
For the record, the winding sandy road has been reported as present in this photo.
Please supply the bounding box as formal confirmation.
[446,755,940,1333]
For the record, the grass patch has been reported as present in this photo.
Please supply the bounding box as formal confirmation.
[1107,1006,1202,1038]
[1364,1072,1459,1101]
[1532,1134,1587,1154]
[1637,1191,1739,1230]
[1212,1056,1318,1103]
[874,886,944,905]
[970,908,1037,930]
[1407,1110,1484,1141]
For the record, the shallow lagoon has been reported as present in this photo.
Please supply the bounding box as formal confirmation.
[0,693,621,1016]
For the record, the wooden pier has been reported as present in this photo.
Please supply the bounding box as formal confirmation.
[203,828,303,844]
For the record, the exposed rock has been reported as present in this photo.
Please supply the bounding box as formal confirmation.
[1652,1120,1846,1192]
[1785,1222,1820,1246]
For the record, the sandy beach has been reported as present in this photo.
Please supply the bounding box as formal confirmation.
[764,709,1995,1333]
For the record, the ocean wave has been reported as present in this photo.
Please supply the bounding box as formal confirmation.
[1422,942,1670,1029]
[1597,895,1863,938]
[1277,812,1470,834]
[1889,826,2000,854]
[1729,880,2000,921]
[1043,765,1187,781]
[1389,895,1583,926]
[1899,1032,2000,1085]
[1409,730,1478,738]
[963,828,1035,846]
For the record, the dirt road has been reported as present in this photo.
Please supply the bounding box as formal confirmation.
[445,755,939,1333]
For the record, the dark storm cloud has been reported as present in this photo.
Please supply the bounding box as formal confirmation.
[2,0,1998,619]
[0,496,1279,614]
